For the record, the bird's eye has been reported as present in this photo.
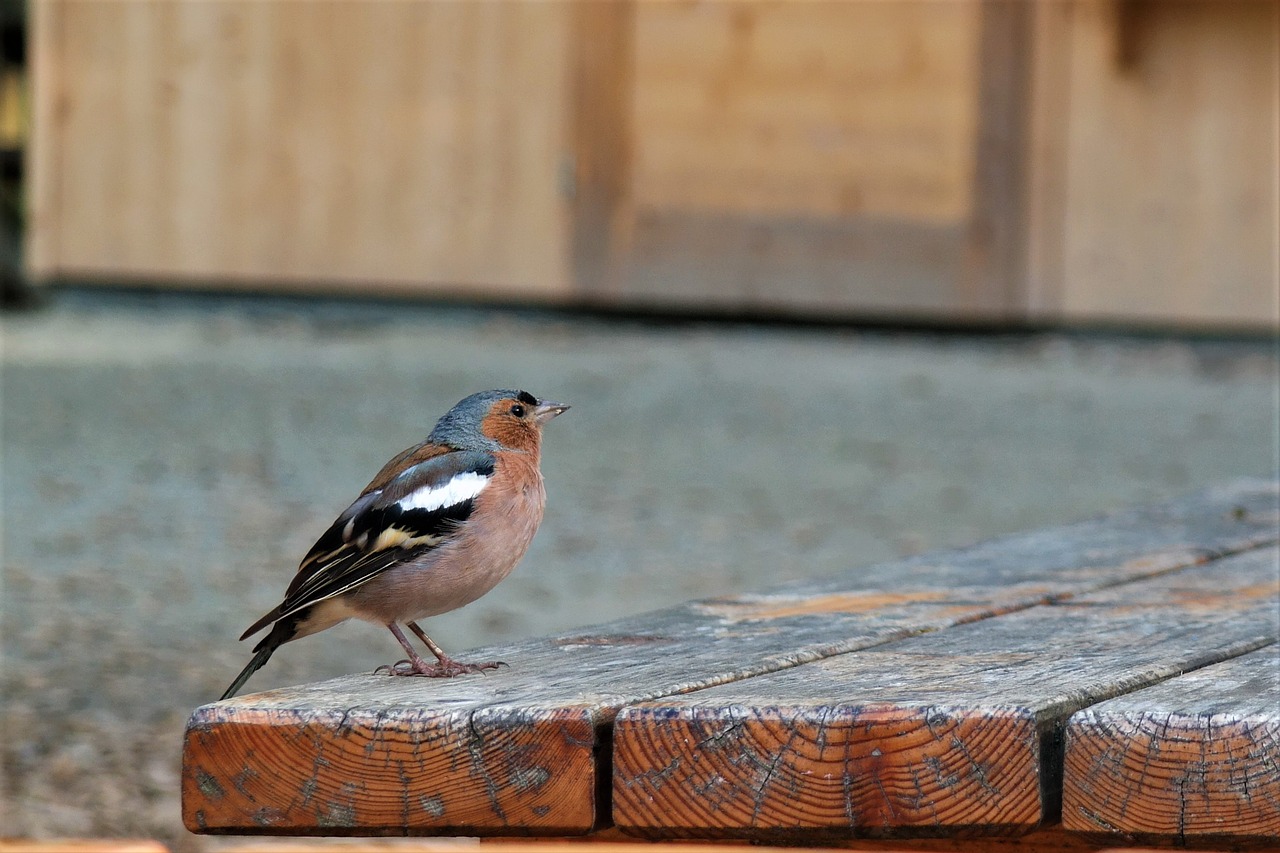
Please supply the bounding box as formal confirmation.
[510,403,526,418]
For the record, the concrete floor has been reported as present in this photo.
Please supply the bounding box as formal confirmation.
[2,289,1277,848]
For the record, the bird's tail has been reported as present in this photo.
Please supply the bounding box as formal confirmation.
[219,618,295,701]
[220,646,275,701]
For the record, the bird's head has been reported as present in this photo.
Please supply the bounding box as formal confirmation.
[429,389,569,453]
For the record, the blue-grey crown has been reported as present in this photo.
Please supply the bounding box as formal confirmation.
[428,389,538,450]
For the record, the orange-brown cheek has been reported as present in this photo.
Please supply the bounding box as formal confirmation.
[481,404,540,451]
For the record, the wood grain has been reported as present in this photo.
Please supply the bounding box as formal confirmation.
[611,547,1279,839]
[182,480,1278,835]
[184,703,598,835]
[1063,645,1280,841]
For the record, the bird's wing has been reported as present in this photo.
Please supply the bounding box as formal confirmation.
[263,449,496,630]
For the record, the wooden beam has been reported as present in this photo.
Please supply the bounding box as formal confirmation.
[961,0,1034,320]
[1023,0,1074,321]
[24,0,65,277]
[184,703,598,835]
[568,0,633,296]
[611,548,1279,839]
[182,481,1278,835]
[1063,645,1280,841]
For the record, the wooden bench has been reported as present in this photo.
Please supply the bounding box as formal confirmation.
[182,479,1279,847]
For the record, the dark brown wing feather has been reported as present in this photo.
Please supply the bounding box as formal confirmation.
[238,448,496,640]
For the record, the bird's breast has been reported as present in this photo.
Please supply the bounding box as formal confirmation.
[347,454,547,623]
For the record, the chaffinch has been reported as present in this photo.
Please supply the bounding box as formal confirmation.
[220,389,569,700]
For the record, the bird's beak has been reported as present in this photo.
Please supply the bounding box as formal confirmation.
[533,400,570,424]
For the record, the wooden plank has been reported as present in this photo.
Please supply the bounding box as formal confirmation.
[24,0,64,276]
[961,0,1033,322]
[185,702,599,835]
[27,1,575,297]
[567,1,633,295]
[1063,645,1280,841]
[613,211,971,319]
[611,547,1279,840]
[1022,0,1073,321]
[181,480,1278,835]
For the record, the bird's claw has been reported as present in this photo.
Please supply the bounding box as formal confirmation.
[375,658,507,678]
[374,658,416,675]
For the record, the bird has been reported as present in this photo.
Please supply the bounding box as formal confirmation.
[220,389,569,701]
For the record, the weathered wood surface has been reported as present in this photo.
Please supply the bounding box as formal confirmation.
[1063,644,1280,841]
[182,480,1278,835]
[611,547,1279,839]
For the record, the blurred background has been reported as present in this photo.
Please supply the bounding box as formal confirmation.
[2,1,1278,850]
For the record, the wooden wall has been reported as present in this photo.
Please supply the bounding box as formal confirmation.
[27,1,1279,329]
[28,1,582,298]
[1026,0,1279,328]
[609,2,1007,318]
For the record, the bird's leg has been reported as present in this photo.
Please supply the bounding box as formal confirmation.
[375,622,439,676]
[406,620,506,676]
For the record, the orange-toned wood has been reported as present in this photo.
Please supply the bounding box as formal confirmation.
[611,547,1279,839]
[183,705,597,835]
[1063,647,1280,841]
[618,707,1041,836]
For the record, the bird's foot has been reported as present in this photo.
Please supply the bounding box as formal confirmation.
[375,657,507,678]
[432,658,508,677]
[374,658,415,676]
